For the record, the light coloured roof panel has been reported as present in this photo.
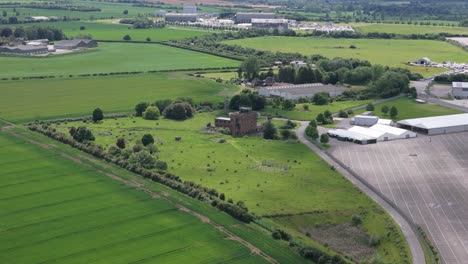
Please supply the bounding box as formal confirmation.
[370,124,415,136]
[348,126,387,138]
[397,113,468,129]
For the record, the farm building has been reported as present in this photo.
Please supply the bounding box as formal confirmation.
[26,39,49,46]
[54,39,98,50]
[183,5,197,14]
[290,60,307,68]
[0,45,48,56]
[165,13,198,22]
[452,82,468,99]
[215,107,258,136]
[413,57,431,65]
[397,113,468,135]
[235,12,275,23]
[328,129,377,145]
[258,83,346,100]
[251,19,289,30]
[370,124,417,139]
[350,115,378,126]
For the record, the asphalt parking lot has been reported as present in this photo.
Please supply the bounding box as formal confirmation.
[329,132,468,264]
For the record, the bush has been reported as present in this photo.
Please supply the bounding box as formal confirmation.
[263,121,277,140]
[163,102,193,120]
[141,134,154,146]
[116,138,126,149]
[92,108,104,122]
[155,160,168,170]
[338,109,348,118]
[123,34,131,41]
[351,215,362,226]
[135,102,149,116]
[320,133,329,144]
[128,150,156,169]
[108,145,121,156]
[73,126,94,142]
[143,106,160,120]
[146,143,158,154]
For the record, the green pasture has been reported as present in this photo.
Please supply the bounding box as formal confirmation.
[52,112,410,262]
[348,23,468,35]
[0,42,239,78]
[0,131,266,264]
[358,97,462,120]
[261,100,374,120]
[223,36,468,77]
[0,73,239,123]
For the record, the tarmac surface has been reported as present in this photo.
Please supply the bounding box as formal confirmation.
[329,132,468,264]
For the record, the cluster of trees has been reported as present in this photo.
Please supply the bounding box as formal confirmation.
[229,89,266,111]
[434,73,468,83]
[119,17,165,29]
[263,120,297,141]
[0,3,101,12]
[28,122,254,223]
[277,65,323,84]
[0,26,64,40]
[135,98,194,121]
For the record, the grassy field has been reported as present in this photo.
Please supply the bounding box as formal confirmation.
[0,73,239,123]
[0,42,239,78]
[50,112,411,262]
[261,100,374,121]
[0,130,268,264]
[358,97,463,120]
[223,36,468,77]
[348,23,468,35]
[11,21,215,42]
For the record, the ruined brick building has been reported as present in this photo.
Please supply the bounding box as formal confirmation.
[215,107,257,136]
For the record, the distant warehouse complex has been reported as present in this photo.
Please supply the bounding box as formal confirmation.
[165,13,198,22]
[235,12,275,23]
[329,124,417,144]
[0,45,48,56]
[258,83,346,100]
[397,113,468,135]
[251,19,289,30]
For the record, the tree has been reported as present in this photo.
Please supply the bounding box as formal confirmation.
[69,126,77,137]
[141,134,154,146]
[316,113,325,124]
[73,126,95,142]
[241,57,260,80]
[108,145,121,156]
[323,110,332,119]
[79,26,86,30]
[280,129,292,140]
[381,105,389,115]
[92,108,104,122]
[123,34,131,41]
[263,121,277,140]
[116,138,126,149]
[163,102,193,120]
[305,125,319,140]
[128,150,156,169]
[146,143,158,154]
[312,93,329,105]
[390,106,398,118]
[123,10,128,15]
[282,99,295,110]
[135,102,149,116]
[143,106,160,120]
[366,103,375,111]
[371,71,409,98]
[155,160,168,170]
[303,104,309,111]
[320,133,329,144]
[220,193,226,201]
[146,37,151,42]
[154,99,173,112]
[0,27,12,38]
[309,120,317,128]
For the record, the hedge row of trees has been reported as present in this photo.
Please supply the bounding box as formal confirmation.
[434,73,468,83]
[28,122,254,223]
[0,26,64,40]
[135,98,195,121]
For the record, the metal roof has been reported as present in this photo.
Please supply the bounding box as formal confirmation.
[370,124,414,136]
[348,126,387,138]
[251,18,288,24]
[354,115,378,120]
[397,113,468,129]
[328,129,376,141]
[263,83,345,92]
[452,82,468,88]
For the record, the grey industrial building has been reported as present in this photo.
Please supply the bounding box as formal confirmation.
[397,113,468,135]
[54,39,97,50]
[258,83,346,100]
[183,5,197,14]
[165,13,198,22]
[452,82,468,99]
[0,45,48,55]
[251,18,289,30]
[235,12,275,23]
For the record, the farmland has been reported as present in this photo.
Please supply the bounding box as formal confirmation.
[223,36,468,76]
[357,97,463,120]
[0,130,270,264]
[49,112,411,262]
[0,42,239,78]
[0,73,239,123]
[349,23,468,35]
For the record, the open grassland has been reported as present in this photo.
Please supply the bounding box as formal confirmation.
[0,42,239,78]
[0,131,268,264]
[261,100,374,120]
[349,23,468,35]
[52,112,411,262]
[0,73,239,123]
[13,21,215,41]
[357,97,463,120]
[223,36,468,76]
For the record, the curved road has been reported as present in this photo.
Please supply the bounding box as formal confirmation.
[293,120,426,264]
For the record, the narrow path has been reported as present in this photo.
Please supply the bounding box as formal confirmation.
[293,120,427,264]
[2,127,279,264]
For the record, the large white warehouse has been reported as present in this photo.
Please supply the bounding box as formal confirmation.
[397,113,468,135]
[370,124,417,139]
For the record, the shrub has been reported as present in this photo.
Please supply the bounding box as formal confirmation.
[108,145,121,156]
[135,102,149,116]
[351,215,362,226]
[163,102,193,120]
[128,150,156,169]
[73,126,94,142]
[132,143,144,153]
[146,143,158,154]
[338,109,348,118]
[263,121,277,140]
[116,138,126,149]
[320,133,329,144]
[92,108,104,122]
[141,134,154,146]
[155,160,168,170]
[143,106,160,120]
[123,34,131,41]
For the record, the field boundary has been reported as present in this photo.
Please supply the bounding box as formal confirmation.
[1,126,280,264]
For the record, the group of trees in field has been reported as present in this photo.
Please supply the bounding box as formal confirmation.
[434,73,468,83]
[135,98,194,121]
[119,16,165,29]
[229,89,266,111]
[0,25,64,40]
[305,120,329,144]
[263,119,297,140]
[277,65,324,84]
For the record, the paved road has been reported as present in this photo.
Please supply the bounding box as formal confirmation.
[294,121,426,264]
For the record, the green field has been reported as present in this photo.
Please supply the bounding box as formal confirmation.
[50,112,411,262]
[0,130,269,264]
[261,100,374,120]
[224,36,468,76]
[349,23,468,35]
[358,97,463,120]
[0,73,239,123]
[0,42,239,78]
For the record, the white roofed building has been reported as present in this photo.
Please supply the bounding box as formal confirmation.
[251,18,288,30]
[348,126,393,141]
[370,124,417,139]
[397,113,468,135]
[350,115,379,126]
[452,82,468,99]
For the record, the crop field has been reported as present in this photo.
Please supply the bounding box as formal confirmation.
[11,21,215,42]
[223,36,468,77]
[0,73,239,123]
[261,99,374,120]
[357,97,462,120]
[50,112,411,262]
[349,23,468,35]
[0,42,239,78]
[0,131,267,264]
